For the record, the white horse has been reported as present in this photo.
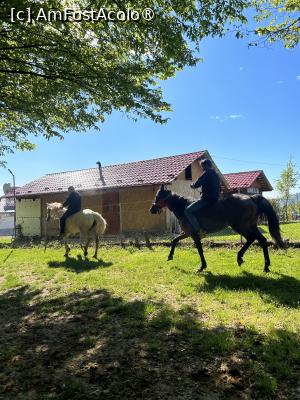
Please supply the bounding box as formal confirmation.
[46,202,107,258]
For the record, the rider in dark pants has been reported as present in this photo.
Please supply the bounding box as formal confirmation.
[60,186,81,235]
[184,159,220,233]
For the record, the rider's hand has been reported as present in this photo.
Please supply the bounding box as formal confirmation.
[190,183,195,189]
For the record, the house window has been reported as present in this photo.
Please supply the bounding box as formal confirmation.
[247,187,260,194]
[185,165,192,180]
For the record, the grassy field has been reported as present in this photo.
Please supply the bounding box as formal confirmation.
[204,221,300,242]
[0,236,13,244]
[1,222,299,247]
[0,244,299,400]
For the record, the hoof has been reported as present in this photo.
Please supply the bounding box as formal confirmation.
[264,262,270,273]
[93,255,98,259]
[197,266,207,273]
[237,258,244,266]
[167,256,173,261]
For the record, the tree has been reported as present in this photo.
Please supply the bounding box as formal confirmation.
[276,158,299,220]
[0,0,248,165]
[268,197,282,217]
[0,1,299,166]
[2,182,12,194]
[249,0,300,48]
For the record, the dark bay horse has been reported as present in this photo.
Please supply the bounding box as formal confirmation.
[150,185,285,273]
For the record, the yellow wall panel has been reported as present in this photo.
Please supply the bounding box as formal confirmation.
[16,199,41,236]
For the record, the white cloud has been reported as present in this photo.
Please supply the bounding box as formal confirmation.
[276,80,284,85]
[297,75,300,81]
[228,114,243,119]
[239,66,244,71]
[210,114,244,122]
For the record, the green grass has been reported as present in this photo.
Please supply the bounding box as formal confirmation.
[204,221,300,242]
[0,236,12,244]
[0,244,299,399]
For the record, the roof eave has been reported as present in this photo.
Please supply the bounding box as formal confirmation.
[259,171,273,191]
[11,181,176,198]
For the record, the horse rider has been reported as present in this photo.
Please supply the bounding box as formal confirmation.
[59,186,81,237]
[184,158,221,233]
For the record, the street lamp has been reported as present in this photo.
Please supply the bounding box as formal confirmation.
[7,169,16,237]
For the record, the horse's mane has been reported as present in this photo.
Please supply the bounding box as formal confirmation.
[168,192,192,209]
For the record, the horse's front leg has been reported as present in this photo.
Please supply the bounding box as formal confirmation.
[168,232,188,260]
[83,237,91,258]
[192,233,207,272]
[64,236,71,257]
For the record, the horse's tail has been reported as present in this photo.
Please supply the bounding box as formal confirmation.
[252,195,285,248]
[89,211,107,235]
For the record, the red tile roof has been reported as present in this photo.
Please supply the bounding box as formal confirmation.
[11,150,208,197]
[224,170,273,191]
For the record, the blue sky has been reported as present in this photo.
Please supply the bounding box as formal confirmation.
[1,34,300,197]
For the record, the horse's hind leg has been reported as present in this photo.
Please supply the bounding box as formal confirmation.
[254,229,270,272]
[192,233,207,273]
[237,234,255,266]
[168,232,188,261]
[93,236,99,259]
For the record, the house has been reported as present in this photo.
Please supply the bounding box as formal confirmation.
[223,170,273,195]
[0,197,14,236]
[9,150,228,237]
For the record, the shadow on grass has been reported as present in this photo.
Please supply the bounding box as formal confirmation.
[48,254,113,273]
[2,249,13,263]
[0,286,299,399]
[196,271,300,308]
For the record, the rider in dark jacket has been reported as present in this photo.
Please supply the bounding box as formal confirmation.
[184,158,220,232]
[60,186,81,235]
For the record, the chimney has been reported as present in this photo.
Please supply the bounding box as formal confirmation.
[96,161,105,185]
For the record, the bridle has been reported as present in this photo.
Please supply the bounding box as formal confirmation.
[153,194,171,210]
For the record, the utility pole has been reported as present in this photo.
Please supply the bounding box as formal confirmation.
[7,169,16,237]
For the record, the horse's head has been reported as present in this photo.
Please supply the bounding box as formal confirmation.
[46,202,65,221]
[149,185,172,214]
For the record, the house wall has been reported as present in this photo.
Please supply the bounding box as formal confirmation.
[16,198,41,236]
[119,185,166,232]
